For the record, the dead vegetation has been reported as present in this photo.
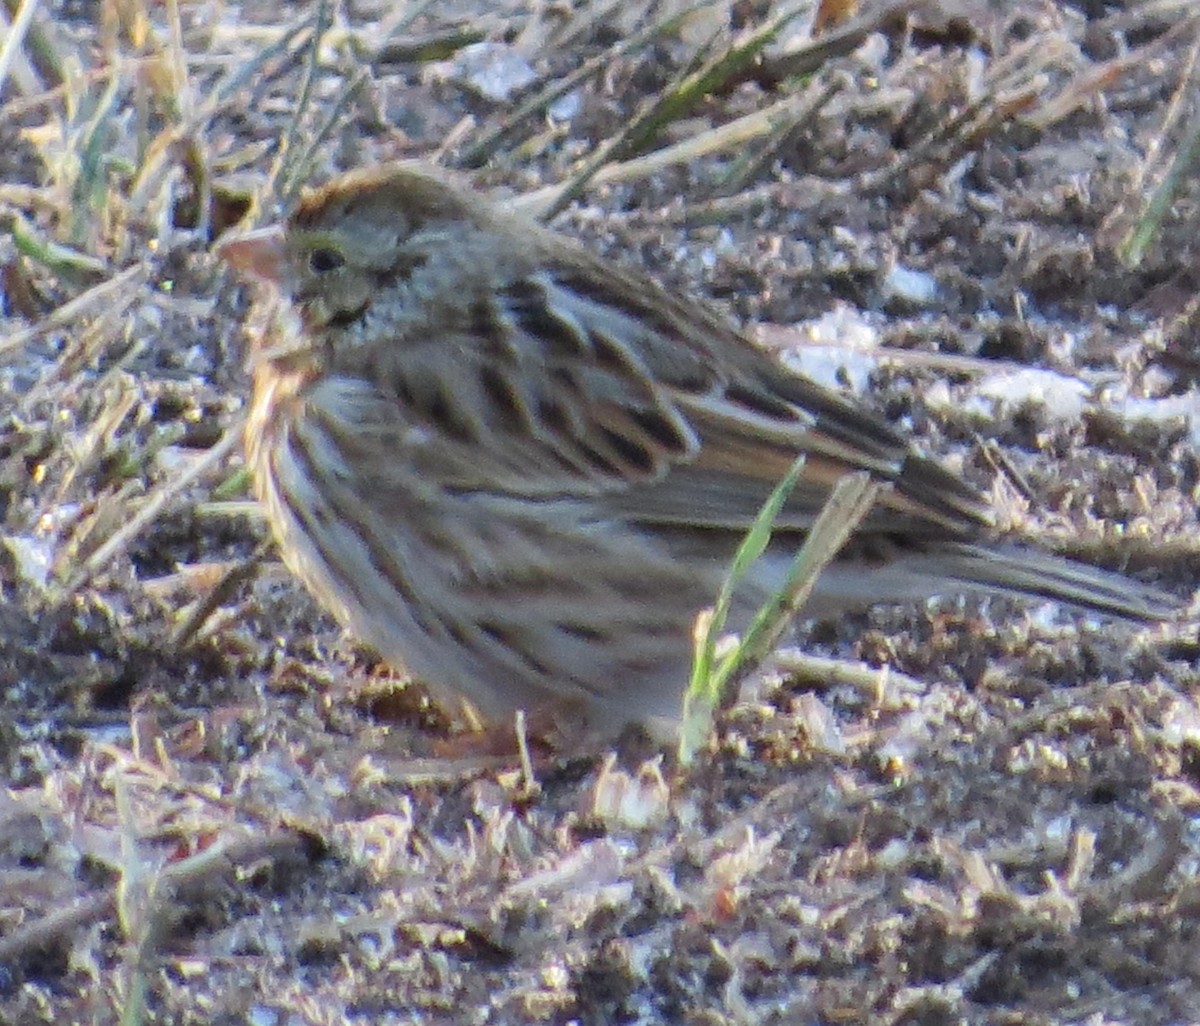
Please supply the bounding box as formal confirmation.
[2,0,1200,1022]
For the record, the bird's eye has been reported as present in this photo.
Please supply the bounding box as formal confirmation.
[308,247,345,273]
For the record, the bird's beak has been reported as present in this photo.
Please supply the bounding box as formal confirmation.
[216,225,287,285]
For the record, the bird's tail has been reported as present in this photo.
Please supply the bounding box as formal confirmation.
[781,539,1180,622]
[880,540,1177,620]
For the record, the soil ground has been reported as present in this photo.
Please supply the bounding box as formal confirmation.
[2,1,1200,1023]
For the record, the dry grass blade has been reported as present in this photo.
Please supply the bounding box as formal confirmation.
[757,0,918,81]
[270,0,336,204]
[63,417,244,595]
[0,0,43,98]
[1118,38,1200,267]
[126,17,320,227]
[279,68,371,208]
[211,15,318,114]
[1,0,73,94]
[618,3,812,152]
[716,75,844,195]
[0,263,147,358]
[672,181,778,226]
[458,1,713,169]
[533,2,813,220]
[1024,12,1200,130]
[771,651,926,705]
[514,77,844,218]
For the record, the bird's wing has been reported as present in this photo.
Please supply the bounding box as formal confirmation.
[357,233,991,539]
[517,247,989,538]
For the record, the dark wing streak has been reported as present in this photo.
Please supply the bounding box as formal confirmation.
[360,280,705,496]
[538,249,992,536]
[346,218,989,539]
[541,248,908,465]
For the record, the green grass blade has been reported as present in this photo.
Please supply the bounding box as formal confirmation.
[680,468,881,765]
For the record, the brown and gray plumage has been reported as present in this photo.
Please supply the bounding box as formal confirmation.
[218,163,1175,729]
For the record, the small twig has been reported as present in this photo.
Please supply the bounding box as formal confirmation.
[168,541,270,649]
[0,830,316,966]
[0,892,117,966]
[513,710,540,800]
[1025,13,1200,131]
[977,437,1037,505]
[771,651,926,705]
